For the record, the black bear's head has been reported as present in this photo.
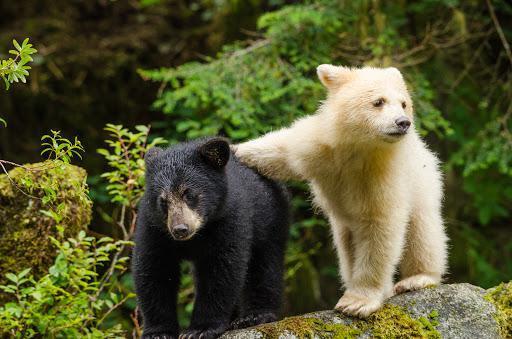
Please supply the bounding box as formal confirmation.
[144,137,230,241]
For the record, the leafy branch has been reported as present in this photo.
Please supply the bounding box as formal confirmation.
[98,124,166,208]
[0,38,37,127]
[0,38,37,91]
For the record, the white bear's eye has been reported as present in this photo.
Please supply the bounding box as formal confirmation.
[373,98,385,107]
[402,101,407,109]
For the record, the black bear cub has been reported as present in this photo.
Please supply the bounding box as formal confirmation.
[133,137,290,339]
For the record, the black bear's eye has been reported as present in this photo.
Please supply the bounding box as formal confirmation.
[182,189,196,205]
[158,196,167,210]
[373,98,385,107]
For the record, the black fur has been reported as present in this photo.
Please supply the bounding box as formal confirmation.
[132,137,290,339]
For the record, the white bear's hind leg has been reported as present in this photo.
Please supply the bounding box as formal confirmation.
[394,208,447,294]
[335,221,406,318]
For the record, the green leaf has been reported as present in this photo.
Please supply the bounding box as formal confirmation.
[5,273,18,283]
[18,268,31,279]
[12,39,21,51]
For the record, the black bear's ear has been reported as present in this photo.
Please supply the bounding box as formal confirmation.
[199,138,230,169]
[145,147,163,165]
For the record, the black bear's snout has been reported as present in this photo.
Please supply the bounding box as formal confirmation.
[171,224,191,240]
[395,116,411,133]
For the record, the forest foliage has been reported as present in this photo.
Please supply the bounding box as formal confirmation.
[141,0,512,287]
[0,0,511,336]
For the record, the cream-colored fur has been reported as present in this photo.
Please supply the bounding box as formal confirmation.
[234,65,448,318]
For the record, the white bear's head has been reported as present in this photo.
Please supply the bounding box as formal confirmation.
[317,64,414,144]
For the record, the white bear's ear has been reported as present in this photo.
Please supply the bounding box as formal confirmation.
[317,64,353,90]
[387,67,403,79]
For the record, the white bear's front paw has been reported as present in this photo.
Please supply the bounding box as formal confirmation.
[334,290,384,318]
[394,274,440,294]
[229,144,239,153]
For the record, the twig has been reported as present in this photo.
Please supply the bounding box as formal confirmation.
[139,125,151,161]
[131,306,142,338]
[0,160,42,200]
[0,159,53,171]
[95,205,129,300]
[229,39,270,59]
[94,245,125,300]
[450,34,492,89]
[486,0,512,66]
[97,294,133,325]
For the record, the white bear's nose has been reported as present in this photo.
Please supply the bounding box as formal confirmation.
[395,116,411,132]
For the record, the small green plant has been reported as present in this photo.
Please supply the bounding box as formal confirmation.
[41,130,84,164]
[0,131,131,337]
[97,124,169,334]
[0,125,161,336]
[0,231,131,338]
[97,124,166,208]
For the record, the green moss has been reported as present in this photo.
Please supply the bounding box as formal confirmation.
[485,281,512,338]
[256,305,441,338]
[362,305,440,339]
[0,161,91,300]
[257,316,361,338]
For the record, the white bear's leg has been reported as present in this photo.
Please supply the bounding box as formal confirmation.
[394,208,447,294]
[234,129,302,181]
[331,220,354,287]
[335,220,406,318]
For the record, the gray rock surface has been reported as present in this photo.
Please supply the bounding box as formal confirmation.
[222,284,502,339]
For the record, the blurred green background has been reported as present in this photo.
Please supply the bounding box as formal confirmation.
[1,0,511,331]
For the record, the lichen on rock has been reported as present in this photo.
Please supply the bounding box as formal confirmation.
[0,161,91,299]
[486,281,512,338]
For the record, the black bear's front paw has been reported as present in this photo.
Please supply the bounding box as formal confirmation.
[230,312,277,330]
[142,333,177,339]
[178,324,228,339]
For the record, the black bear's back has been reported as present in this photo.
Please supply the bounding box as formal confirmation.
[224,155,290,244]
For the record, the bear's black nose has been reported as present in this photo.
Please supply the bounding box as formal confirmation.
[395,116,411,132]
[172,224,190,240]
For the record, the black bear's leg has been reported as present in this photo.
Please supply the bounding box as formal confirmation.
[180,246,249,339]
[231,243,285,330]
[133,246,181,338]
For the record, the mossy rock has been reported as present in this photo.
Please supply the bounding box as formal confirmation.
[223,283,506,338]
[0,161,91,300]
[486,281,512,338]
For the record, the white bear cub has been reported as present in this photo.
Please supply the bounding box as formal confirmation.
[234,65,448,317]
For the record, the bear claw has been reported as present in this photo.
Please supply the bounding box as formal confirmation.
[335,290,383,318]
[179,326,227,339]
[143,334,177,339]
[230,312,277,330]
